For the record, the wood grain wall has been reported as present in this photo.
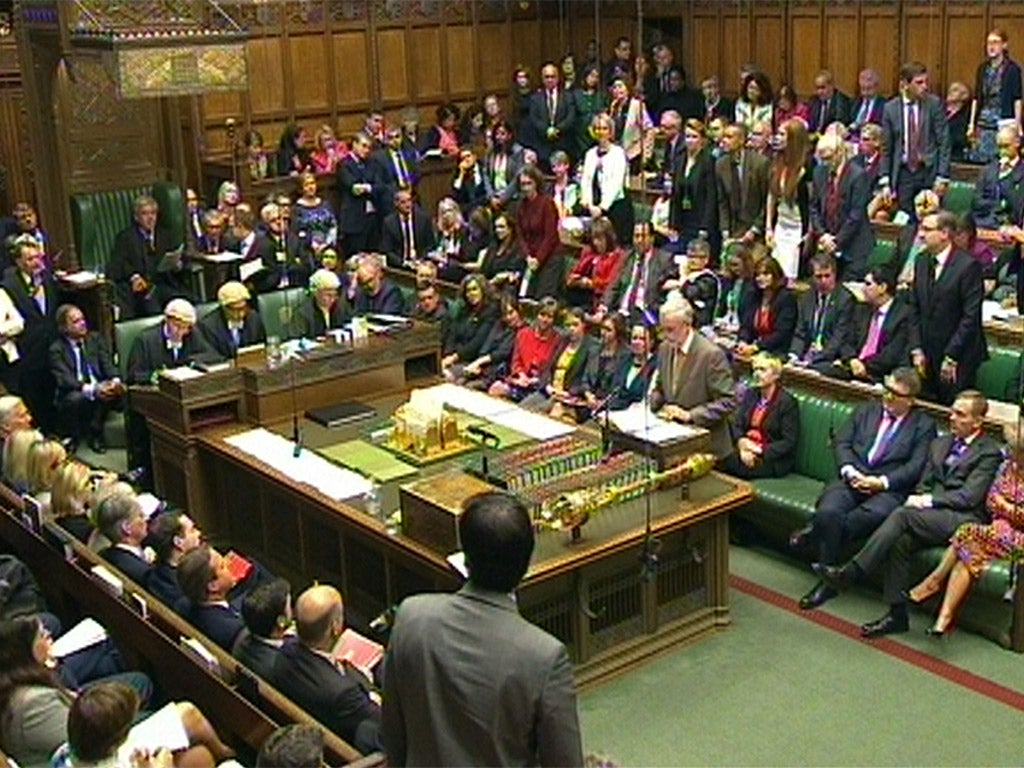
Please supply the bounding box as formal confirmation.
[668,1,1024,100]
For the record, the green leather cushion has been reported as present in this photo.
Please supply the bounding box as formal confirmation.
[114,315,163,379]
[868,239,897,268]
[976,346,1021,403]
[257,287,307,341]
[791,392,855,483]
[942,180,976,216]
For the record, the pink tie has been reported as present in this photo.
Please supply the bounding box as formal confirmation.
[859,310,883,359]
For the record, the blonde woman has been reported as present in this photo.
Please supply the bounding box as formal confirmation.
[49,460,95,543]
[26,439,67,513]
[2,427,42,494]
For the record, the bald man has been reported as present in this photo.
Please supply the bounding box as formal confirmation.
[273,585,381,755]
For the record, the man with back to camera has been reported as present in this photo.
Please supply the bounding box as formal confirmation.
[382,491,583,767]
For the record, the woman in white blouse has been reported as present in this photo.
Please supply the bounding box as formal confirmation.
[735,71,774,134]
[580,112,633,246]
[0,286,24,393]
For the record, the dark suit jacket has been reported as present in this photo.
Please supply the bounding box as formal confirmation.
[880,94,951,189]
[337,156,381,235]
[789,284,856,364]
[739,288,798,356]
[849,95,887,130]
[250,232,314,295]
[602,248,674,315]
[370,146,420,208]
[807,91,853,134]
[444,302,498,362]
[650,332,735,457]
[381,584,581,767]
[233,631,286,682]
[100,545,153,587]
[916,433,1003,515]
[125,324,217,385]
[147,563,189,616]
[850,151,884,192]
[198,307,266,359]
[49,333,118,397]
[671,148,718,237]
[715,150,771,237]
[908,247,988,382]
[482,145,527,205]
[833,401,936,493]
[608,355,656,410]
[379,208,435,269]
[528,88,577,161]
[809,161,875,279]
[846,297,912,380]
[702,95,735,124]
[107,225,179,289]
[290,297,351,339]
[353,279,405,316]
[972,159,1024,229]
[729,386,800,476]
[274,641,381,754]
[189,602,245,652]
[537,335,599,396]
[2,267,58,371]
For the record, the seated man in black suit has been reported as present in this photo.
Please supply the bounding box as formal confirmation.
[411,279,449,327]
[178,543,245,652]
[198,281,266,359]
[821,265,910,383]
[49,304,125,453]
[972,124,1024,230]
[788,253,855,367]
[353,254,405,316]
[249,203,314,294]
[807,69,852,135]
[95,492,154,587]
[793,367,936,610]
[145,509,203,615]
[273,584,381,755]
[816,390,1002,636]
[107,195,188,319]
[291,269,351,339]
[126,299,218,386]
[234,577,293,681]
[379,189,435,270]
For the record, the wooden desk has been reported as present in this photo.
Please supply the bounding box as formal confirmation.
[131,324,441,520]
[984,317,1024,348]
[192,397,751,689]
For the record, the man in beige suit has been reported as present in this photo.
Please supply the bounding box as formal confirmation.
[650,296,736,457]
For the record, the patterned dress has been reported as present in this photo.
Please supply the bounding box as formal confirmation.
[951,458,1024,577]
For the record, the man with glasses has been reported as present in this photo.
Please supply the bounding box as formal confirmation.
[908,210,987,404]
[792,367,936,610]
[816,390,1001,636]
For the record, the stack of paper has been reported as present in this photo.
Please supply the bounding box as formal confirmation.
[119,702,190,760]
[51,618,108,658]
[609,403,704,444]
[224,428,373,500]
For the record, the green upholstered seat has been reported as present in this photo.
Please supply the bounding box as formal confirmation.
[113,315,163,379]
[942,180,975,217]
[70,183,184,274]
[868,239,897,268]
[976,346,1021,403]
[791,392,855,483]
[256,287,306,341]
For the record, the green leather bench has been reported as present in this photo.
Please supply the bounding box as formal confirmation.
[256,287,306,341]
[976,346,1022,403]
[868,238,897,268]
[114,315,162,380]
[70,182,185,274]
[942,179,976,217]
[733,389,1019,648]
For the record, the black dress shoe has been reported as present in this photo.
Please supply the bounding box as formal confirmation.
[789,524,814,549]
[799,581,838,610]
[860,612,909,638]
[812,562,853,592]
[89,436,107,454]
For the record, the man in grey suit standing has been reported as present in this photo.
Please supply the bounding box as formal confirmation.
[879,61,951,218]
[382,492,583,767]
[649,296,735,458]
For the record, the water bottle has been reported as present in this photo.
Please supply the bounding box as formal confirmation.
[363,481,382,521]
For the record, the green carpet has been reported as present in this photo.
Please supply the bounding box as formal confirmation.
[579,545,1024,766]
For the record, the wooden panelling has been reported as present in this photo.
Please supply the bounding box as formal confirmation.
[945,14,988,92]
[720,14,750,93]
[0,89,31,207]
[477,23,511,92]
[789,15,823,95]
[861,11,899,93]
[289,35,328,111]
[511,20,542,73]
[202,90,244,122]
[689,14,720,84]
[902,11,944,79]
[990,5,1024,53]
[335,31,372,106]
[247,38,287,116]
[823,11,860,92]
[753,14,785,89]
[445,24,476,96]
[410,26,444,100]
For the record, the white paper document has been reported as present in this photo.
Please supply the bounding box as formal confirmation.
[159,366,203,381]
[51,618,108,658]
[120,702,190,757]
[609,403,705,444]
[224,428,373,500]
[419,383,516,419]
[487,407,575,440]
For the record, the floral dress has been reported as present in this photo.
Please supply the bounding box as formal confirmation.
[951,458,1024,577]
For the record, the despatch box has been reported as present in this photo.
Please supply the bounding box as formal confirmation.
[399,471,497,554]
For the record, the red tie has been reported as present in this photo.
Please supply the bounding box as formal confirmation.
[907,104,921,171]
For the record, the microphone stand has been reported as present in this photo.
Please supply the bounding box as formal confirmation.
[281,286,302,457]
[639,357,660,582]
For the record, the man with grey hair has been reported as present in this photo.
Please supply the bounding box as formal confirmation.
[126,298,216,385]
[353,253,405,316]
[273,584,381,754]
[850,68,886,135]
[649,295,735,458]
[96,492,153,586]
[810,131,874,280]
